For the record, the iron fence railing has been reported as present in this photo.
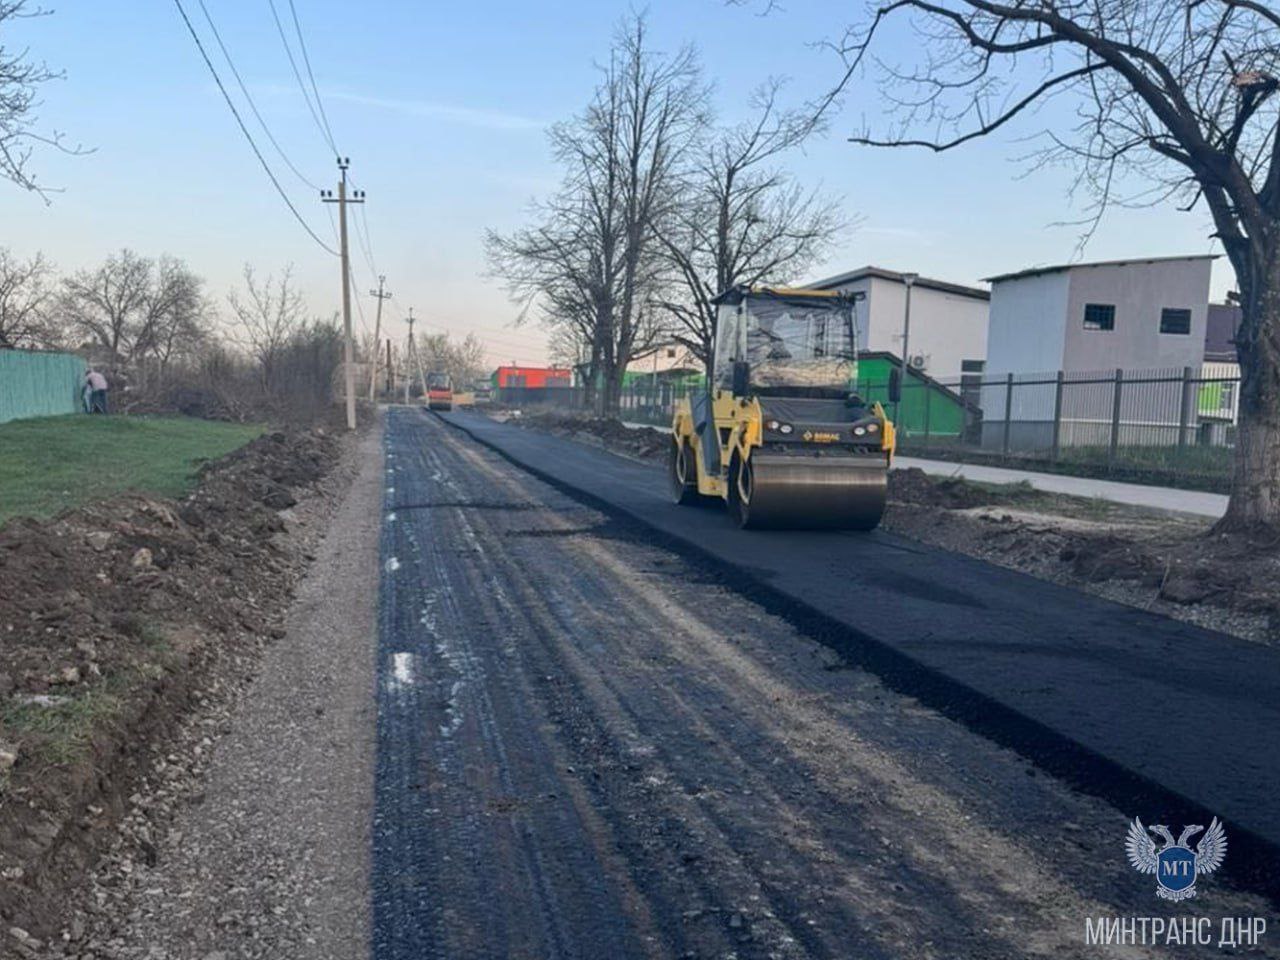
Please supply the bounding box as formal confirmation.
[493,363,1243,491]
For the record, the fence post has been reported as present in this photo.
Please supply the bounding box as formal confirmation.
[1002,373,1014,455]
[1177,365,1193,448]
[1108,368,1124,465]
[1051,370,1064,461]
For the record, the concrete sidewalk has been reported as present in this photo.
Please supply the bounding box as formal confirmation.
[896,456,1227,518]
[621,420,1226,519]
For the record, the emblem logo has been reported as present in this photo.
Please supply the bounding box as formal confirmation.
[1126,817,1227,901]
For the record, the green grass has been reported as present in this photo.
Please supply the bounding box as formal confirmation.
[0,626,176,776]
[0,414,263,526]
[2,685,128,768]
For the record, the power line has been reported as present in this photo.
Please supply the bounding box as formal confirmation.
[194,0,321,191]
[347,187,378,277]
[286,0,339,154]
[266,0,335,154]
[171,0,338,256]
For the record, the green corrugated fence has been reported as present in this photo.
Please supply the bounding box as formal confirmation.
[0,350,87,424]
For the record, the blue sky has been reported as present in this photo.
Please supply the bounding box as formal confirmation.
[0,0,1233,365]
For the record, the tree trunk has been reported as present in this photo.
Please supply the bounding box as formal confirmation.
[1217,248,1280,533]
[602,365,625,418]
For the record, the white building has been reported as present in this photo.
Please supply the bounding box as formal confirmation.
[980,255,1217,449]
[983,255,1216,376]
[805,266,990,382]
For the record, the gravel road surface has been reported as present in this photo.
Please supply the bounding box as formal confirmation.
[373,408,1271,960]
[57,419,383,960]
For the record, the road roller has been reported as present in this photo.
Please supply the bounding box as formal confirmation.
[669,285,898,530]
[426,372,454,411]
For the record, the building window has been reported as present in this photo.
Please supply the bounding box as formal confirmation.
[1083,303,1116,331]
[1160,307,1192,335]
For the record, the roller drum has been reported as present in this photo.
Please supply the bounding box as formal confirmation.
[735,452,886,530]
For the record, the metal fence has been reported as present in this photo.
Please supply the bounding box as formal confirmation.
[494,362,1243,491]
[0,349,87,424]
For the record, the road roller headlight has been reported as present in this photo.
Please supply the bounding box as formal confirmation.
[866,422,879,433]
[853,426,867,437]
[778,423,794,435]
[766,419,780,431]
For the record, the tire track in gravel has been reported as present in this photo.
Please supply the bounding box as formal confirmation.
[372,408,1270,960]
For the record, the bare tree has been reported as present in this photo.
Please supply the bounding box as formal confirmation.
[1,1,81,195]
[420,331,487,388]
[654,80,846,369]
[813,0,1280,530]
[60,249,153,361]
[489,13,707,415]
[59,250,208,367]
[226,264,307,393]
[135,256,210,371]
[0,247,55,347]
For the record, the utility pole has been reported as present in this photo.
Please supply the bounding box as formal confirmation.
[410,308,430,400]
[404,308,416,405]
[321,157,365,431]
[897,272,918,428]
[368,275,392,402]
[386,339,393,396]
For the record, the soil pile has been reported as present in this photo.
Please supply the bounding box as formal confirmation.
[0,429,338,945]
[507,410,670,461]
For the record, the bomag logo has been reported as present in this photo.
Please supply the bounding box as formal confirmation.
[806,431,840,443]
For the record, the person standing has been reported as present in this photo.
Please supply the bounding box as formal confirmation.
[85,368,109,414]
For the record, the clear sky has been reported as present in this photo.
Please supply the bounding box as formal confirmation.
[0,0,1234,366]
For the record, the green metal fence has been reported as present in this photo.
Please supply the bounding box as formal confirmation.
[0,350,86,424]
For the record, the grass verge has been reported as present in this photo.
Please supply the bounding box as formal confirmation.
[0,415,263,526]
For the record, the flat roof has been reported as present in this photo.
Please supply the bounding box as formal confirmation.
[805,265,990,302]
[984,254,1219,284]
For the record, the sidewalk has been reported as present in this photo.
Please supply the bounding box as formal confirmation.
[895,456,1227,518]
[620,421,1227,519]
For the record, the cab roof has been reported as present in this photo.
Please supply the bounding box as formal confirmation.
[711,284,855,307]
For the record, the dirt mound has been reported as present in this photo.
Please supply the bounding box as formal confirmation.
[0,428,339,942]
[511,411,670,461]
[1059,529,1279,611]
[888,467,1013,509]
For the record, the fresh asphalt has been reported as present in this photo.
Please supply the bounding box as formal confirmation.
[438,409,1280,905]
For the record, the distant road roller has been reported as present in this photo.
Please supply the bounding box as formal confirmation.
[426,372,454,411]
[670,286,899,530]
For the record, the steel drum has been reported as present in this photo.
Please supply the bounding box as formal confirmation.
[736,452,887,530]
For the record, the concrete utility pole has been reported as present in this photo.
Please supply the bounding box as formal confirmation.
[321,157,365,431]
[385,339,393,396]
[368,275,392,402]
[410,308,430,399]
[404,308,416,405]
[897,272,919,427]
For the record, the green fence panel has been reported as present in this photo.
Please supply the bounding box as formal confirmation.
[857,356,968,436]
[0,350,86,424]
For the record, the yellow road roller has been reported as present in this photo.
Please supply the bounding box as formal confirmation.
[670,286,898,530]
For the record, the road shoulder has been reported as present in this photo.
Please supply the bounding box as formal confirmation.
[66,416,382,959]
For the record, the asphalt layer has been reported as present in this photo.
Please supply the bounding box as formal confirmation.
[438,409,1280,906]
[372,408,1271,959]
